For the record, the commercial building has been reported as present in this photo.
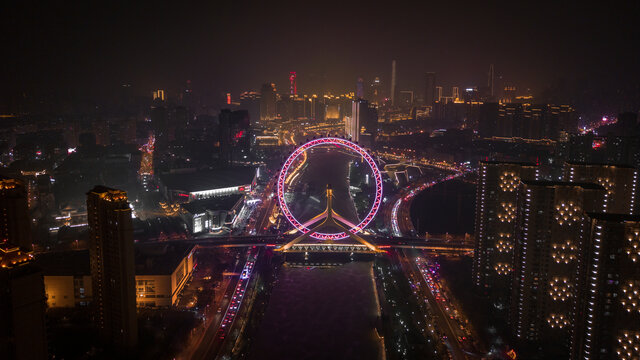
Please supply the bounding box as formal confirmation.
[571,213,640,360]
[87,186,137,349]
[35,243,196,308]
[478,103,576,140]
[347,99,378,147]
[510,181,606,354]
[564,162,637,215]
[157,167,257,202]
[0,176,31,251]
[473,161,538,310]
[34,250,93,308]
[180,194,244,234]
[134,243,195,307]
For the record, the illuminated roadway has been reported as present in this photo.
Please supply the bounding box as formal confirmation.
[397,249,469,360]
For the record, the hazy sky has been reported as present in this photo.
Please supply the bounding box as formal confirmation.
[2,1,639,109]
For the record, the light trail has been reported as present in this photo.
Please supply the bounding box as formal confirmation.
[216,248,257,341]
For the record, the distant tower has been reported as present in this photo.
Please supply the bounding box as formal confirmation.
[452,87,460,101]
[356,77,364,98]
[390,60,397,106]
[260,83,277,121]
[488,64,495,97]
[424,72,436,105]
[435,86,443,102]
[289,71,297,96]
[87,186,138,350]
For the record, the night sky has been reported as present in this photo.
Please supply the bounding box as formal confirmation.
[2,1,639,113]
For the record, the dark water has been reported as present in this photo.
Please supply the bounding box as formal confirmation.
[248,261,381,360]
[410,179,476,235]
[287,148,362,225]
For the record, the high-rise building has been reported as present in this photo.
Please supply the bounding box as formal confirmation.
[564,162,637,215]
[510,181,606,353]
[571,213,640,360]
[424,72,435,105]
[347,99,378,146]
[435,86,443,103]
[390,60,397,106]
[452,86,460,101]
[218,109,250,166]
[473,161,538,310]
[289,71,297,96]
[259,83,277,122]
[356,77,364,99]
[369,77,382,105]
[488,64,495,98]
[0,261,47,360]
[87,186,137,350]
[398,90,414,108]
[0,176,31,251]
[152,89,165,102]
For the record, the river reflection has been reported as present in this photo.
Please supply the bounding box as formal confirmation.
[248,261,381,360]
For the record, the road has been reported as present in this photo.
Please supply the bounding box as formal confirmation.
[182,249,251,360]
[396,249,468,360]
[386,172,465,237]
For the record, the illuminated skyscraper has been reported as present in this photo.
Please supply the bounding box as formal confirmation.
[347,99,378,146]
[0,176,31,251]
[87,186,137,350]
[473,161,538,310]
[289,71,297,96]
[510,181,605,353]
[260,83,277,121]
[571,213,640,360]
[369,77,381,105]
[452,86,460,101]
[152,89,165,102]
[424,72,435,105]
[564,162,637,215]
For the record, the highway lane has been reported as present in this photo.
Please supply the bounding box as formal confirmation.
[396,249,468,360]
[186,250,249,360]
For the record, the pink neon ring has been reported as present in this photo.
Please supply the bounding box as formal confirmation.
[277,137,383,240]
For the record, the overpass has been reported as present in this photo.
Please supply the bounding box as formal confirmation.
[169,234,473,254]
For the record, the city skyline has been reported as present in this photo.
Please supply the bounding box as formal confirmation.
[3,2,640,116]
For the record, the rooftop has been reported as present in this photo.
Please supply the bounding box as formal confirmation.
[33,243,195,276]
[181,194,243,215]
[33,250,90,276]
[480,160,538,167]
[565,161,636,169]
[159,167,256,193]
[521,180,605,190]
[586,212,640,222]
[135,243,195,275]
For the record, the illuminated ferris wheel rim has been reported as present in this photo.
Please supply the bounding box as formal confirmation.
[277,137,383,240]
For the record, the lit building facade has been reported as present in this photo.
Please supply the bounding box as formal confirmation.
[473,161,538,310]
[510,181,605,353]
[571,213,640,360]
[87,186,137,349]
[564,162,637,215]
